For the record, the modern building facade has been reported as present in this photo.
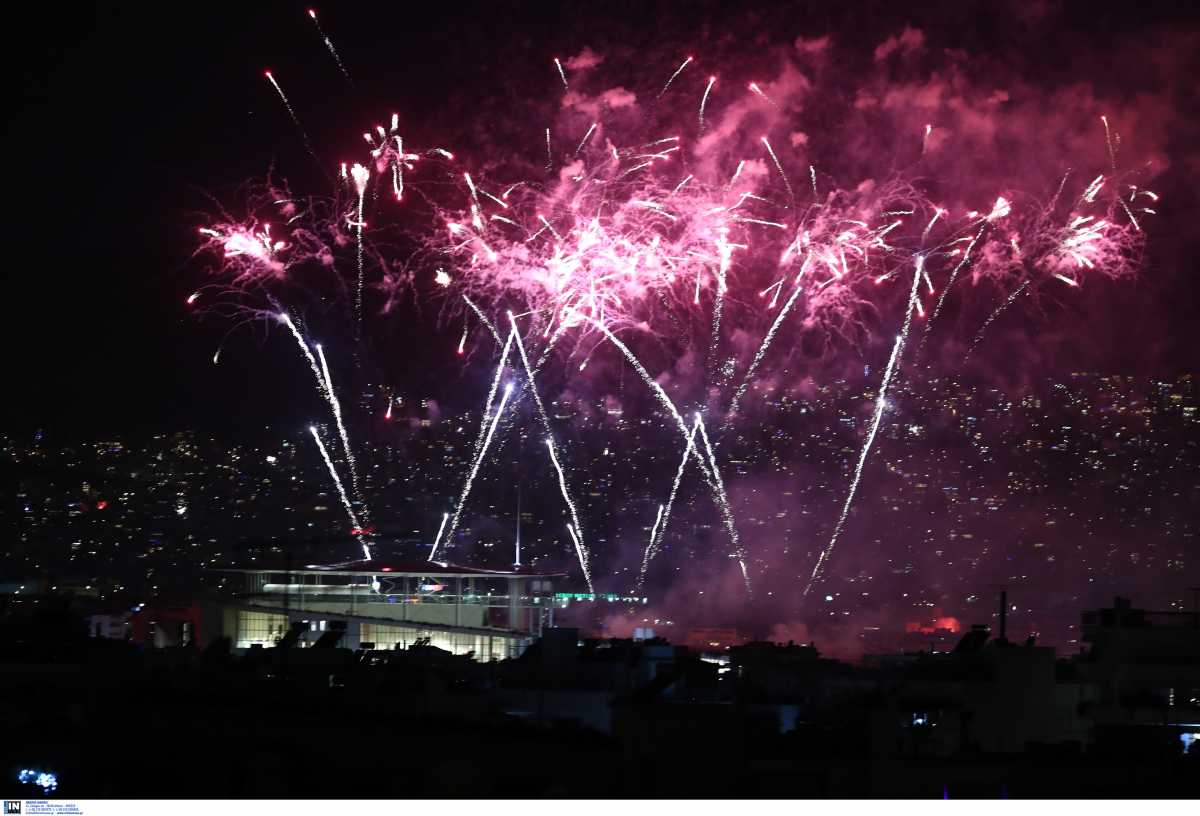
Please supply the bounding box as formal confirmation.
[209,560,568,661]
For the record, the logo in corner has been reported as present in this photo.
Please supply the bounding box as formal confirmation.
[4,802,21,815]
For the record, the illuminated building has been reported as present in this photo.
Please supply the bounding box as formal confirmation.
[209,561,569,661]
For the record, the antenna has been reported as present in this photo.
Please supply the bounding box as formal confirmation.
[987,582,1008,643]
[514,481,522,567]
[999,588,1008,642]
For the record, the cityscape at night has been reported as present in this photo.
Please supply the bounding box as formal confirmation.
[2,0,1197,804]
[5,371,1196,655]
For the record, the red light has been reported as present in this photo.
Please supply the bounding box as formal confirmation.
[96,500,108,510]
[381,567,392,572]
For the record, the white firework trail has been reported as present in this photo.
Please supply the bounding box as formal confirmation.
[759,278,785,306]
[728,160,745,188]
[965,279,1031,361]
[507,314,590,588]
[466,327,516,468]
[488,315,561,442]
[564,524,587,585]
[582,315,713,480]
[547,438,593,592]
[761,136,794,203]
[1101,115,1118,172]
[671,174,694,195]
[264,71,321,168]
[699,76,716,131]
[279,313,326,390]
[641,505,666,583]
[279,315,368,519]
[437,322,515,558]
[307,9,354,86]
[508,315,555,436]
[435,381,515,561]
[708,274,726,363]
[657,56,693,99]
[748,82,780,110]
[309,425,370,561]
[726,278,806,423]
[348,163,370,325]
[582,316,747,588]
[575,122,598,155]
[533,318,571,374]
[805,255,924,595]
[921,208,944,245]
[707,227,735,366]
[924,225,985,337]
[637,417,700,592]
[464,295,503,347]
[429,511,449,561]
[315,343,363,512]
[695,415,749,591]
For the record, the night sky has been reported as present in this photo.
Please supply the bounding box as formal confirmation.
[3,0,1198,436]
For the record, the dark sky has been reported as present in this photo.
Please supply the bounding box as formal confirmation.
[3,0,1198,437]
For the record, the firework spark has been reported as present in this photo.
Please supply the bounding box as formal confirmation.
[966,279,1031,360]
[429,511,449,560]
[315,343,362,510]
[279,313,327,398]
[637,416,700,592]
[658,56,693,99]
[641,504,666,582]
[547,437,593,592]
[748,81,779,110]
[575,122,598,155]
[263,70,321,167]
[307,8,354,85]
[434,381,515,562]
[309,425,370,561]
[348,163,370,323]
[508,313,591,588]
[696,415,749,590]
[805,256,924,595]
[699,76,716,131]
[761,136,794,203]
[727,274,807,421]
[197,38,1159,600]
